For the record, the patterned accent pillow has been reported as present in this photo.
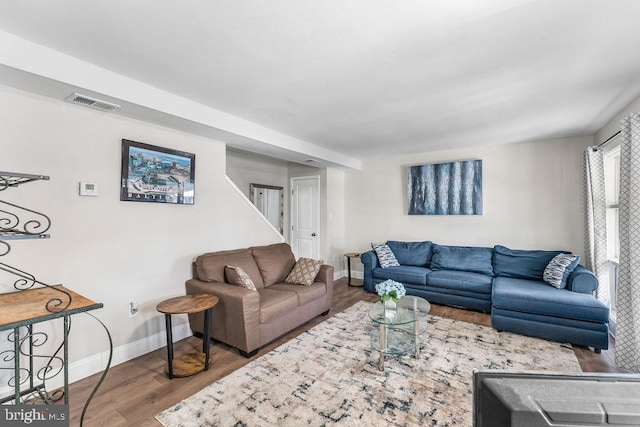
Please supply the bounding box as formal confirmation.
[285,258,324,286]
[542,254,580,289]
[225,265,257,291]
[371,243,400,268]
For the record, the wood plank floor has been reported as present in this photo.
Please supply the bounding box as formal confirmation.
[67,278,623,426]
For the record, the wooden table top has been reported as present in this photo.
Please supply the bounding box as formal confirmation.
[0,285,102,330]
[344,252,361,257]
[156,294,219,315]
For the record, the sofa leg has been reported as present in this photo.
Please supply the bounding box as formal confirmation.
[595,348,602,354]
[240,349,258,358]
[321,309,330,316]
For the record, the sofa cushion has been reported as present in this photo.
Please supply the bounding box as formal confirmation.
[250,243,296,287]
[492,277,610,323]
[386,241,432,267]
[285,258,324,286]
[543,254,580,289]
[493,245,568,281]
[224,265,257,291]
[373,266,430,286]
[430,244,494,276]
[257,288,299,323]
[426,270,493,294]
[371,243,400,268]
[195,249,264,288]
[269,282,326,306]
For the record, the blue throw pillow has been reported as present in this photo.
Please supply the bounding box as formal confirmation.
[386,241,432,267]
[430,244,494,276]
[371,243,400,268]
[543,253,580,289]
[493,245,568,281]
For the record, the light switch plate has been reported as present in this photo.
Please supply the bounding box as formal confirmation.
[79,182,99,196]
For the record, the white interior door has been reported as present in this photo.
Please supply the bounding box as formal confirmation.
[290,176,320,259]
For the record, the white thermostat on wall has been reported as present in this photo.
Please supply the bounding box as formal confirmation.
[79,182,99,197]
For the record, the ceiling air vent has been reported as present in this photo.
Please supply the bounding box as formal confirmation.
[65,93,121,112]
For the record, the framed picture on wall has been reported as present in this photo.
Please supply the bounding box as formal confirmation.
[407,159,482,215]
[120,139,196,205]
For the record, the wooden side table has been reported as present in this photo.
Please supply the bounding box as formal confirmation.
[156,294,219,379]
[344,252,362,287]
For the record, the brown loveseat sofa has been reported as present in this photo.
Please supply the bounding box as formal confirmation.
[186,243,334,357]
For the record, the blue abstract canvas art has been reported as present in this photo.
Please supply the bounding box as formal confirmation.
[407,160,482,215]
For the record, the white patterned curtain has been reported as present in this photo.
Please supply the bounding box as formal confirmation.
[584,147,610,305]
[616,112,640,373]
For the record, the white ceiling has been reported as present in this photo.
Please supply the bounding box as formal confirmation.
[1,0,640,166]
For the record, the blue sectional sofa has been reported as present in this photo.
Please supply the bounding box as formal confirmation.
[361,241,610,352]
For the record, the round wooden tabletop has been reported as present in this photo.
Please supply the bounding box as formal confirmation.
[345,252,361,258]
[156,294,219,315]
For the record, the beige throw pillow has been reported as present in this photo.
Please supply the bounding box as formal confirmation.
[285,258,324,286]
[225,265,257,291]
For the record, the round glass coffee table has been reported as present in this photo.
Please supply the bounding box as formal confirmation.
[368,295,431,371]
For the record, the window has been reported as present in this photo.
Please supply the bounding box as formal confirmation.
[603,142,620,326]
[604,145,620,260]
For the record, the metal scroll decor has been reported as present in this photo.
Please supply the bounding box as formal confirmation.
[0,200,51,234]
[0,171,51,256]
[0,325,65,404]
[0,173,49,191]
[0,200,51,256]
[0,171,70,313]
[407,159,483,215]
[0,263,72,313]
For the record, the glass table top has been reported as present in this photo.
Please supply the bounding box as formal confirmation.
[367,295,431,326]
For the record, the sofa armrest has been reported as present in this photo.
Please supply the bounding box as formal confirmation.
[185,278,261,353]
[566,265,599,295]
[316,264,334,310]
[360,250,378,293]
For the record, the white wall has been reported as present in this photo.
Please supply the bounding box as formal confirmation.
[0,86,280,381]
[345,135,593,276]
[226,149,289,237]
[325,168,346,275]
[226,149,289,199]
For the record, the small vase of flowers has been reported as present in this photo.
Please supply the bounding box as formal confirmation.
[375,280,406,316]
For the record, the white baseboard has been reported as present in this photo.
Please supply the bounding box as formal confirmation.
[350,271,364,280]
[0,322,192,400]
[333,270,363,281]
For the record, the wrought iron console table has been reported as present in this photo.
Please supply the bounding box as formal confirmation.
[0,171,111,426]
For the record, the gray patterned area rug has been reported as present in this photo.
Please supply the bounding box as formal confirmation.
[156,301,581,426]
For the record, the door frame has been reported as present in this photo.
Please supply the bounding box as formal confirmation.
[289,175,321,259]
